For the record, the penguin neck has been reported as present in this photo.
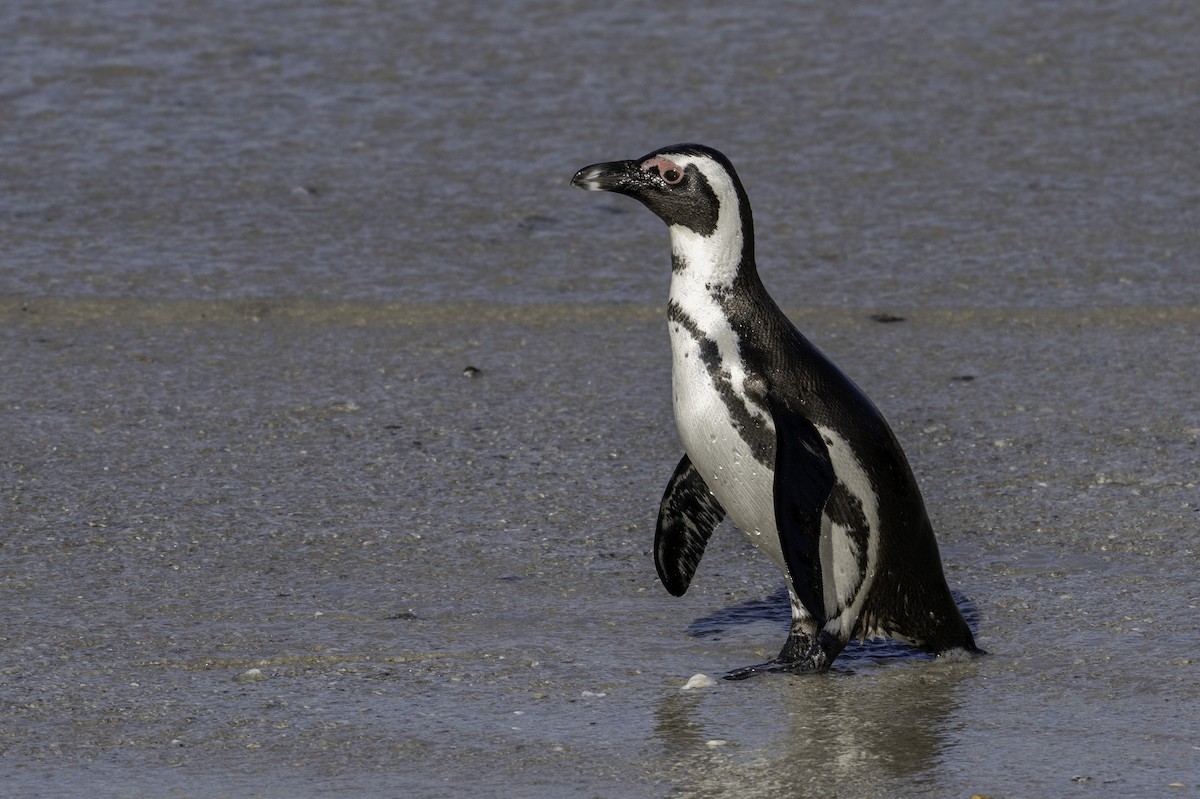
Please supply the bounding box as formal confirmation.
[667,212,764,317]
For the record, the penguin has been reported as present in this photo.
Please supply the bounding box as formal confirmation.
[571,144,981,677]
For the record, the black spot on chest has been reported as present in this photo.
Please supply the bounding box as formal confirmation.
[668,300,774,465]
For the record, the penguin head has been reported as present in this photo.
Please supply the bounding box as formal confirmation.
[571,143,751,239]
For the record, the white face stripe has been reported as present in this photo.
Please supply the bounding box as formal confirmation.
[661,154,744,288]
[665,152,761,449]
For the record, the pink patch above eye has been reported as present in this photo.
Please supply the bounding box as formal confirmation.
[641,156,683,183]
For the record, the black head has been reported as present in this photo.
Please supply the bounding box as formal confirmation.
[571,143,751,238]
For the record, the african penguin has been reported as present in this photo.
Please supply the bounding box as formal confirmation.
[571,143,981,677]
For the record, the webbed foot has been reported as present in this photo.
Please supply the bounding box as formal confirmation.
[722,631,840,680]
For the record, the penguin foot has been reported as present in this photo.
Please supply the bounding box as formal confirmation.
[721,655,830,680]
[722,661,781,680]
[722,632,838,680]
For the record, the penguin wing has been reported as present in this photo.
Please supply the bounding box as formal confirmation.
[769,396,837,624]
[655,454,726,596]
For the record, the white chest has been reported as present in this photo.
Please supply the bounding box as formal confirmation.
[667,301,784,571]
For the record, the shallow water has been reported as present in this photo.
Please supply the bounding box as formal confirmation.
[3,1,1199,797]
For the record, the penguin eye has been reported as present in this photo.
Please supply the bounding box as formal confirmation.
[641,156,686,186]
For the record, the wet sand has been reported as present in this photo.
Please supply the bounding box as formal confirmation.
[3,298,1197,797]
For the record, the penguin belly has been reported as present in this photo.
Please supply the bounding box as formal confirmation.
[668,324,786,574]
[668,316,877,635]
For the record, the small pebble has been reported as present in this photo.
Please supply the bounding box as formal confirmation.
[234,668,267,684]
[682,673,717,690]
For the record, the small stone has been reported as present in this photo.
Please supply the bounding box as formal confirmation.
[234,668,267,684]
[682,673,717,690]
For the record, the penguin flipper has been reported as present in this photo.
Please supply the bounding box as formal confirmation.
[769,397,837,625]
[655,454,726,596]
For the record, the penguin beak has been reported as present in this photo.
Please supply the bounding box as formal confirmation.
[571,160,643,193]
